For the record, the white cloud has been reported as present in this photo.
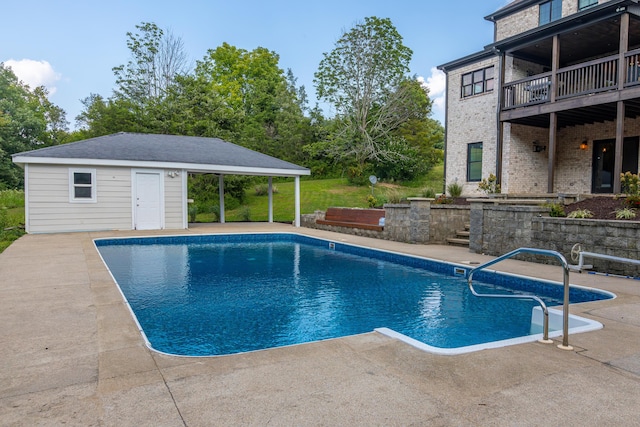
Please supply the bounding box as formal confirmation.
[418,67,446,124]
[4,59,61,96]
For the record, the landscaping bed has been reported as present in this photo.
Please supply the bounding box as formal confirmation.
[565,197,627,220]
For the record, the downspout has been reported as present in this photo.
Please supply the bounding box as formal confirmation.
[495,49,504,187]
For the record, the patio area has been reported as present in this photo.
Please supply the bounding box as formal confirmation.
[1,223,639,426]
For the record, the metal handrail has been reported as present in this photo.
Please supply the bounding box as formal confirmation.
[467,247,572,350]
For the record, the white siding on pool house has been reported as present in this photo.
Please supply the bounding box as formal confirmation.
[25,164,186,233]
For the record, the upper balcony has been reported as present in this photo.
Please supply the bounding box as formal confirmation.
[494,4,640,128]
[503,48,640,110]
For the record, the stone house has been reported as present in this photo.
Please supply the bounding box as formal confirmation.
[439,0,640,196]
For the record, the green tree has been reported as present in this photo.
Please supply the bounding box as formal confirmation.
[314,16,419,173]
[0,63,68,189]
[112,22,189,105]
[195,43,310,161]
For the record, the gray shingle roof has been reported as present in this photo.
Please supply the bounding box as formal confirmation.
[13,133,310,175]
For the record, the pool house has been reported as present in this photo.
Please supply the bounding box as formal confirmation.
[11,132,310,233]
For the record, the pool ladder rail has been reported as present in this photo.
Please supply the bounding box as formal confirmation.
[467,247,573,351]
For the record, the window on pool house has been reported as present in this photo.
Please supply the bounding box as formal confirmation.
[539,0,562,26]
[467,142,483,182]
[69,168,97,203]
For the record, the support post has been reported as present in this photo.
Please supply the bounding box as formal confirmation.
[294,176,301,227]
[268,177,273,223]
[218,174,225,224]
[614,101,625,193]
[548,112,557,193]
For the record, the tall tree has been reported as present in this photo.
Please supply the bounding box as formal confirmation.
[195,43,308,160]
[0,63,68,189]
[112,22,189,107]
[314,16,427,177]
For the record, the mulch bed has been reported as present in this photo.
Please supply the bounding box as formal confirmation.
[564,197,627,220]
[442,196,632,220]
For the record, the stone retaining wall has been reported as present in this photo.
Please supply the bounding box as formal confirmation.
[302,199,470,244]
[302,200,640,277]
[468,201,640,276]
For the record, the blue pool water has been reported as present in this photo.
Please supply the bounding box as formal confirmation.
[95,233,612,356]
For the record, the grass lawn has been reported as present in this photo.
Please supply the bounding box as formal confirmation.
[0,190,26,253]
[199,164,444,223]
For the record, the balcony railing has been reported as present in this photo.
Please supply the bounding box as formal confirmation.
[502,48,640,110]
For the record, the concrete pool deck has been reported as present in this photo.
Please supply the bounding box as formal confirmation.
[1,223,640,426]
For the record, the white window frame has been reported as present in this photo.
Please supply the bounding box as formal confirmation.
[69,168,97,203]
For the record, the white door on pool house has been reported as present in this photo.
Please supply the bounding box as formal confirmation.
[133,170,164,230]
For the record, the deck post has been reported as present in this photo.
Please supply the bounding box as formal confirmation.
[614,101,625,193]
[548,112,557,193]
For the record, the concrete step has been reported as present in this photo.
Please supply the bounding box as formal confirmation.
[447,237,470,246]
[456,230,470,238]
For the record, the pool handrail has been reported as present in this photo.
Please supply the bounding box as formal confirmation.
[467,247,572,350]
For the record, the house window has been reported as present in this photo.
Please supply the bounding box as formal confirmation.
[467,143,483,182]
[578,0,597,10]
[461,66,494,98]
[69,169,97,203]
[539,0,562,25]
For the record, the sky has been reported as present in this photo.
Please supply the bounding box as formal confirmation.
[1,0,510,129]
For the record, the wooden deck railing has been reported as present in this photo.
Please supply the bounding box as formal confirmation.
[502,48,640,110]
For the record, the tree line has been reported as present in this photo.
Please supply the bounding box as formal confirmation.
[0,17,443,193]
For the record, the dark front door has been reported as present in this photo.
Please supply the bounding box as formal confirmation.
[592,139,615,193]
[592,137,639,193]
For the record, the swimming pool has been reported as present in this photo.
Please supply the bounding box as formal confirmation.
[95,233,613,356]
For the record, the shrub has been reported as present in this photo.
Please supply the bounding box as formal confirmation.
[567,209,593,219]
[366,194,378,208]
[385,188,404,204]
[625,195,640,209]
[621,172,640,208]
[446,182,463,198]
[188,205,197,222]
[615,207,636,219]
[621,171,639,195]
[422,187,437,198]
[254,183,278,196]
[545,202,566,217]
[433,194,453,204]
[478,173,501,194]
[239,206,251,221]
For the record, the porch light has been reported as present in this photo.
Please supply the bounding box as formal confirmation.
[533,140,546,152]
[580,139,589,150]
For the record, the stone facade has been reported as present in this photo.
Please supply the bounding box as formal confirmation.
[504,118,640,194]
[445,57,500,196]
[495,0,612,41]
